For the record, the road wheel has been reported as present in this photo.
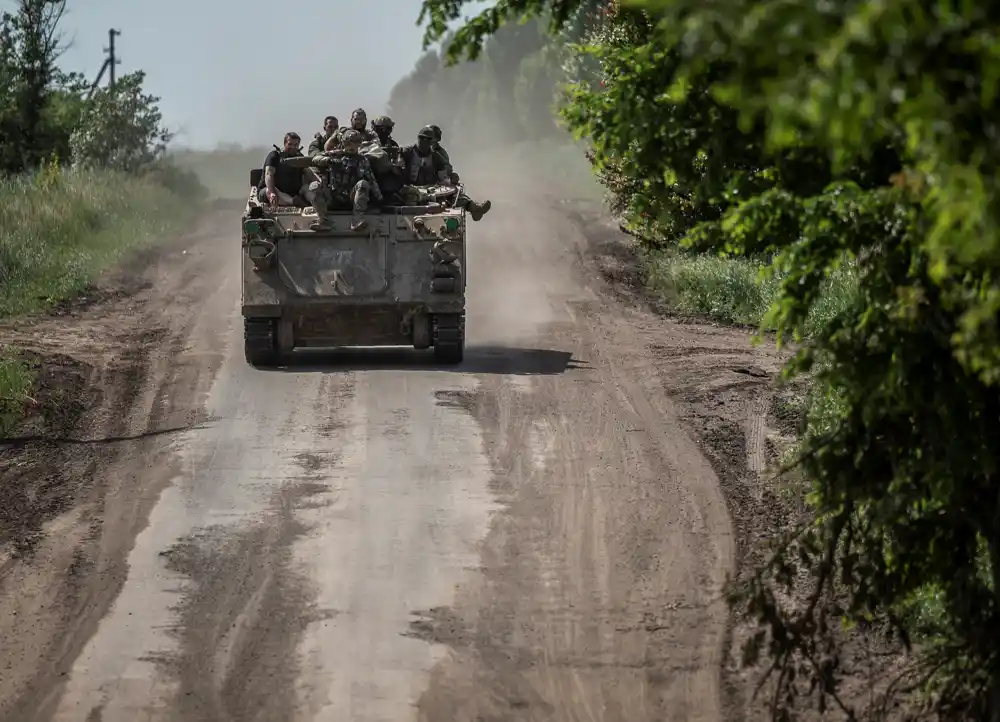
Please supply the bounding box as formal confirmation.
[433,312,465,365]
[244,318,280,367]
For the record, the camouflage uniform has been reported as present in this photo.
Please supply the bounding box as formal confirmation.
[429,125,451,167]
[429,124,462,186]
[407,125,492,221]
[309,129,383,232]
[308,116,339,155]
[372,115,401,155]
[308,131,334,155]
[370,115,405,200]
[400,145,450,186]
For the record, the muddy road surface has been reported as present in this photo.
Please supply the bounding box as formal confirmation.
[0,189,749,721]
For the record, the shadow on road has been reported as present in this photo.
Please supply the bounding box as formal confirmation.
[259,345,590,375]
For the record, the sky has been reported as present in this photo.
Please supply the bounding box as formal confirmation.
[33,0,454,149]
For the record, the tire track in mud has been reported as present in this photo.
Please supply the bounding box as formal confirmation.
[405,296,736,721]
[137,356,358,722]
[151,479,336,722]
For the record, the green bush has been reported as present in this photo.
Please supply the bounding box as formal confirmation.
[418,0,1000,717]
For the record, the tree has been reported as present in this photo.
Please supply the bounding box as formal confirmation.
[481,19,546,141]
[513,46,563,136]
[387,14,579,150]
[417,0,1000,719]
[70,70,173,173]
[0,0,68,174]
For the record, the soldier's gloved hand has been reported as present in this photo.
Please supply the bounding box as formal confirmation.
[311,154,331,167]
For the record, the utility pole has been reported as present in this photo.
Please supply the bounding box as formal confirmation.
[106,28,120,87]
[87,28,121,99]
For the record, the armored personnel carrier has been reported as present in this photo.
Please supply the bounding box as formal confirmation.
[241,168,467,367]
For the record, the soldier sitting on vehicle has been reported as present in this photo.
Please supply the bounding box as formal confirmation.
[399,125,491,221]
[399,125,449,185]
[371,115,401,155]
[257,132,316,206]
[428,124,464,187]
[326,108,377,150]
[428,125,452,175]
[308,115,338,156]
[309,129,383,233]
[368,115,406,201]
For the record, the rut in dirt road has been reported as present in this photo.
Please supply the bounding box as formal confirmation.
[0,194,736,722]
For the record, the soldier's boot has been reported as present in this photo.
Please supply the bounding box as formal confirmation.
[310,210,333,232]
[309,184,333,231]
[468,199,492,222]
[350,182,370,232]
[310,207,333,232]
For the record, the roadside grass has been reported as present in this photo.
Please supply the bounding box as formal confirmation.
[0,166,199,435]
[0,351,33,437]
[644,248,859,336]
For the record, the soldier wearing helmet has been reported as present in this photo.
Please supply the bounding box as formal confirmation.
[400,126,492,221]
[428,124,450,168]
[400,125,451,186]
[368,115,405,200]
[427,124,460,184]
[309,128,383,232]
[424,124,493,218]
[371,115,400,154]
[328,108,377,149]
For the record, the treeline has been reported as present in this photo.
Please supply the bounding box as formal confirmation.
[417,0,1000,719]
[386,3,604,150]
[0,0,198,191]
[1,0,205,433]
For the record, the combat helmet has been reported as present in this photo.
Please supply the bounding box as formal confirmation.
[340,129,363,147]
[428,124,443,142]
[417,125,436,139]
[371,115,394,130]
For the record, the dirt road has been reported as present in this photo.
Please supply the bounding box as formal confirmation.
[0,188,784,721]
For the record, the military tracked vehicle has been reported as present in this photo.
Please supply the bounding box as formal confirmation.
[241,166,467,367]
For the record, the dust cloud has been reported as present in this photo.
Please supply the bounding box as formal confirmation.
[119,0,606,342]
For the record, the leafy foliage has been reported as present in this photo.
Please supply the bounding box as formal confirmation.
[0,0,68,174]
[70,71,172,173]
[419,0,1000,718]
[0,0,185,182]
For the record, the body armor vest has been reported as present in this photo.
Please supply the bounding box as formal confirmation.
[407,150,438,185]
[327,155,364,191]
